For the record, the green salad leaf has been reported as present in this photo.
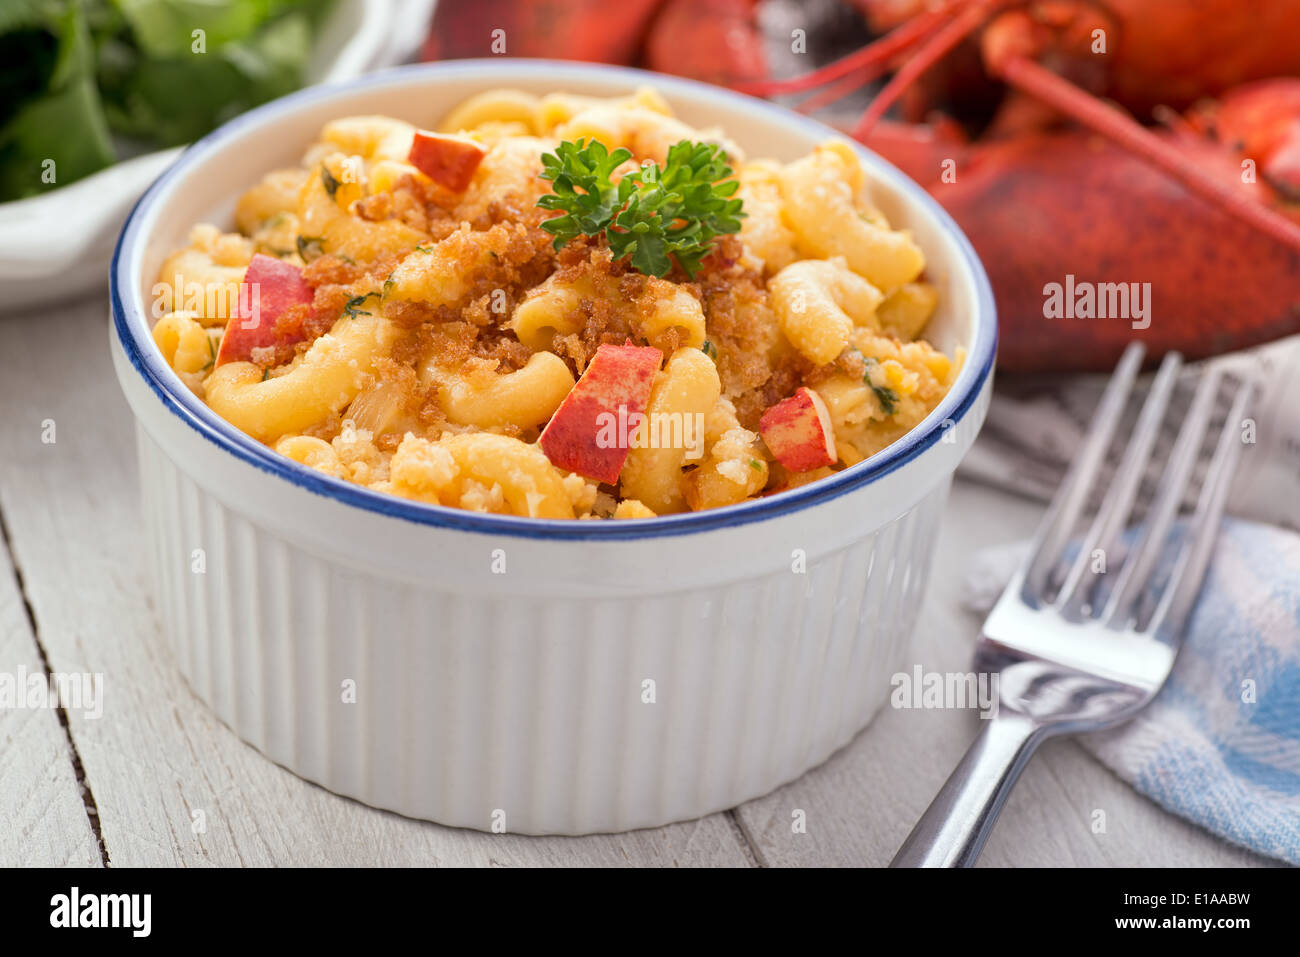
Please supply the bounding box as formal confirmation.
[114,0,272,57]
[0,0,333,201]
[0,0,113,200]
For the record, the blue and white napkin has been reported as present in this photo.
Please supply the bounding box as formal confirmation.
[965,518,1300,865]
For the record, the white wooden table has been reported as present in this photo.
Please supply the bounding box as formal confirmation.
[0,296,1272,867]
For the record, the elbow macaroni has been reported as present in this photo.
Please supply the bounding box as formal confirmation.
[620,348,722,514]
[422,351,574,429]
[770,257,884,365]
[319,115,416,163]
[555,104,743,166]
[153,88,954,519]
[684,398,768,511]
[737,161,798,276]
[155,225,253,325]
[205,315,397,441]
[778,144,925,290]
[511,270,705,352]
[385,432,576,519]
[299,152,425,262]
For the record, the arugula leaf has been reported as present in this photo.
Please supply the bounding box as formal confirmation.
[536,138,744,279]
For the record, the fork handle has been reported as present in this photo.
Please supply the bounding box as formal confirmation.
[889,712,1047,867]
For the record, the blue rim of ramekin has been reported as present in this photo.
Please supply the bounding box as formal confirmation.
[111,59,997,542]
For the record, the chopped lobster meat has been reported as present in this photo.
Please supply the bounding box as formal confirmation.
[759,386,837,472]
[407,131,488,192]
[216,254,316,367]
[539,343,662,484]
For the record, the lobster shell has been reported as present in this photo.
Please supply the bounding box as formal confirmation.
[420,0,663,64]
[643,0,767,87]
[850,0,1300,118]
[870,129,1300,371]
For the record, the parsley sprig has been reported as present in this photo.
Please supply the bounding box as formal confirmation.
[537,138,744,278]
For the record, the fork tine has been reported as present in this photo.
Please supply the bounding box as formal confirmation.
[1056,351,1182,618]
[1143,376,1255,639]
[1100,368,1222,627]
[1022,341,1145,601]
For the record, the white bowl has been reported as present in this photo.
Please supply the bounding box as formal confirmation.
[109,60,997,834]
[0,0,436,315]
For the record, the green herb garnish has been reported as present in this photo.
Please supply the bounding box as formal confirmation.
[862,357,899,416]
[343,292,379,318]
[296,235,323,262]
[701,340,718,361]
[201,332,217,372]
[536,138,744,278]
[320,164,341,199]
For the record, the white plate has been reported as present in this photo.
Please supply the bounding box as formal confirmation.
[0,0,436,314]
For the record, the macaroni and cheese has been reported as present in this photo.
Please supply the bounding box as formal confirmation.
[153,88,961,519]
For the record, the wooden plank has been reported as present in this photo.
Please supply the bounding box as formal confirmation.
[735,480,1277,867]
[0,301,753,867]
[0,521,102,867]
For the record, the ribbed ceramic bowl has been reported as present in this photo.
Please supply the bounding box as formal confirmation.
[109,60,997,834]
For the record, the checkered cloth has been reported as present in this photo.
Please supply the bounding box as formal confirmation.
[965,518,1300,865]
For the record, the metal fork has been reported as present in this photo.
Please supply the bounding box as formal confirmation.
[890,342,1254,867]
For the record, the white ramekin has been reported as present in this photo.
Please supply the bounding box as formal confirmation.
[110,61,997,834]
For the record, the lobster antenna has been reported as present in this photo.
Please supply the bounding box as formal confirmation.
[999,55,1300,253]
[851,0,1000,138]
[737,1,958,99]
[1151,103,1200,140]
[796,59,893,114]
